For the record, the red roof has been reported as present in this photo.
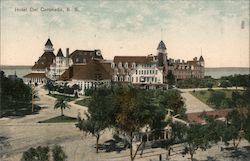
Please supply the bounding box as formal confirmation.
[59,60,111,81]
[23,73,48,79]
[32,52,55,70]
[186,108,248,124]
[72,60,111,80]
[70,50,103,64]
[114,56,154,66]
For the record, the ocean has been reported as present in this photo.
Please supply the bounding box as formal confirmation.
[205,67,250,79]
[1,66,249,79]
[1,66,32,78]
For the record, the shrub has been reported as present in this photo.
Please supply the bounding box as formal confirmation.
[208,91,226,107]
[52,145,67,161]
[21,146,49,161]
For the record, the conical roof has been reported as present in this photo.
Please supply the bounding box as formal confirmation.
[56,48,64,57]
[157,40,166,50]
[45,38,53,46]
[199,55,204,61]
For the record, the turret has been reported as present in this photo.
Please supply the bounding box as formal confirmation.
[199,55,204,66]
[157,40,167,53]
[44,38,54,52]
[56,48,64,57]
[157,40,167,67]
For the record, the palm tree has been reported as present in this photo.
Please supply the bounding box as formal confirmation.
[54,97,70,116]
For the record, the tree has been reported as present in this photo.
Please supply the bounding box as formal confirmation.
[21,146,49,161]
[0,71,35,117]
[166,70,176,86]
[76,87,114,153]
[44,81,55,94]
[221,109,246,150]
[220,80,232,88]
[52,145,67,161]
[159,90,186,118]
[113,86,157,161]
[182,124,210,161]
[244,109,250,143]
[54,97,70,116]
[76,114,106,153]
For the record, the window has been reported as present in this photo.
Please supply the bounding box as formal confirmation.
[120,76,123,81]
[111,63,115,68]
[136,77,138,82]
[125,62,128,68]
[121,68,125,74]
[156,70,158,74]
[136,70,138,75]
[132,62,136,68]
[113,75,118,81]
[115,68,118,74]
[118,62,122,69]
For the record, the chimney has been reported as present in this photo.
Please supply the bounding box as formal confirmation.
[66,48,69,57]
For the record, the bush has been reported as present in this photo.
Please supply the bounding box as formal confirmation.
[21,145,67,161]
[208,91,226,107]
[84,87,95,96]
[220,98,234,108]
[21,146,49,161]
[52,145,67,161]
[220,81,232,88]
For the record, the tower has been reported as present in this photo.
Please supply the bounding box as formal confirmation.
[157,40,168,83]
[157,40,167,67]
[44,38,54,52]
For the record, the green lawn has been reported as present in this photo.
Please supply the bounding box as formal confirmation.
[38,115,77,123]
[75,98,92,107]
[190,89,244,108]
[48,93,77,102]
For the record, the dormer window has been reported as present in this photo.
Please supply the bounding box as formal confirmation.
[76,58,79,63]
[132,62,136,68]
[111,62,115,69]
[118,62,122,69]
[115,68,118,74]
[125,62,128,68]
[96,50,102,56]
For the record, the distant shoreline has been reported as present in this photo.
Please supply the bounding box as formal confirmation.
[206,67,250,69]
[1,65,32,69]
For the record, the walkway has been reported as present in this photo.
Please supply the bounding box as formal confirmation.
[181,91,214,113]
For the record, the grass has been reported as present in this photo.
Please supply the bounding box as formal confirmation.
[75,98,92,107]
[48,93,77,102]
[190,89,244,108]
[38,115,77,123]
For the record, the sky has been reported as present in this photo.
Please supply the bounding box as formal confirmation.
[1,0,249,67]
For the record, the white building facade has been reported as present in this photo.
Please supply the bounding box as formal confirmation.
[47,48,73,80]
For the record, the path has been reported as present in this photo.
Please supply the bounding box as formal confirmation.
[181,91,214,113]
